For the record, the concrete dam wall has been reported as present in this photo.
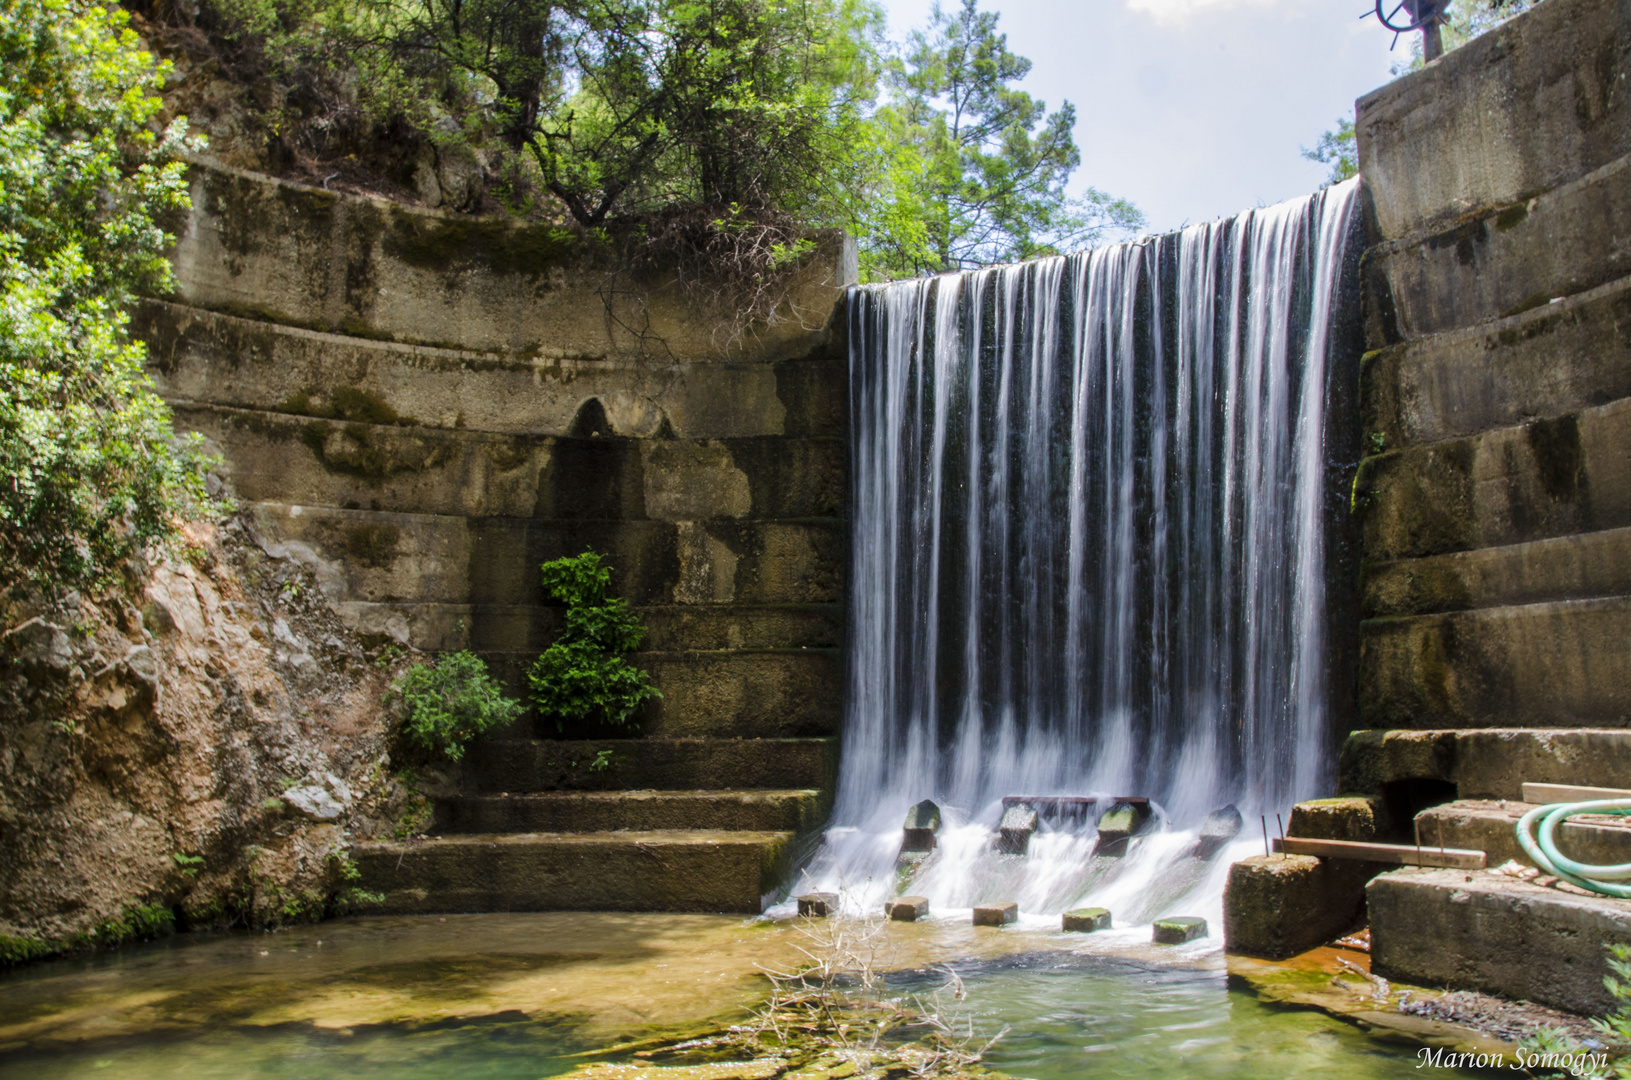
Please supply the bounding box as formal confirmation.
[142,163,855,742]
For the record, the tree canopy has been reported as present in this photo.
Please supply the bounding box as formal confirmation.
[0,0,212,609]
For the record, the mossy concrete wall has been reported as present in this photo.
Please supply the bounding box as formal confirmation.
[144,163,853,738]
[1354,0,1631,730]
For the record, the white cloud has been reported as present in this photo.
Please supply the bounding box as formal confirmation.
[1125,0,1282,28]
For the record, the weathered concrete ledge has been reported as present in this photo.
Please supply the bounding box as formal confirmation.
[1361,275,1631,450]
[1362,526,1631,618]
[1369,867,1631,1015]
[434,790,824,834]
[1337,728,1631,800]
[467,738,838,793]
[1356,396,1631,561]
[1355,0,1631,241]
[169,162,854,361]
[1415,799,1631,871]
[1364,151,1631,342]
[182,403,843,521]
[249,503,842,609]
[139,300,844,440]
[351,830,793,914]
[1358,595,1631,729]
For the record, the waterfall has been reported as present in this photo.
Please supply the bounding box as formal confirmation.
[799,180,1362,922]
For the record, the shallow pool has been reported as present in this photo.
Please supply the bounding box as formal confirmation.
[0,913,1470,1079]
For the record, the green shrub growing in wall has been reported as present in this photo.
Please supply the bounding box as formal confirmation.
[528,551,660,733]
[390,651,521,762]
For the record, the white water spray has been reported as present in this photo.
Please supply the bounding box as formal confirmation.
[796,181,1362,924]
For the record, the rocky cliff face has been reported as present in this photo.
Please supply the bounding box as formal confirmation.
[0,515,419,959]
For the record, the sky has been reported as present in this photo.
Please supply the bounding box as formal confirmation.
[876,0,1406,234]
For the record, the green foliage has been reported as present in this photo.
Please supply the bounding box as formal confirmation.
[0,934,53,968]
[390,650,521,762]
[0,0,215,607]
[528,551,659,732]
[172,852,206,879]
[1302,117,1357,188]
[93,903,176,947]
[860,0,1142,278]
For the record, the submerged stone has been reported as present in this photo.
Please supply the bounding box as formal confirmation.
[1152,916,1208,944]
[797,892,838,918]
[995,804,1039,855]
[1194,805,1245,859]
[1061,907,1112,932]
[886,896,929,921]
[972,902,1018,926]
[1093,801,1153,857]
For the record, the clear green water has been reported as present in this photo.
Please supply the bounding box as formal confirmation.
[0,916,1468,1080]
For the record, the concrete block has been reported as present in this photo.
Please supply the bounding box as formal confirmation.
[468,737,837,794]
[1363,527,1631,620]
[1338,728,1631,801]
[798,893,839,918]
[1362,277,1631,451]
[1359,597,1631,730]
[1223,854,1381,960]
[886,896,929,922]
[1062,908,1112,932]
[1153,917,1207,944]
[1194,805,1244,858]
[1369,867,1631,1015]
[1287,796,1389,843]
[1356,397,1631,562]
[1094,801,1154,857]
[900,799,942,853]
[1415,799,1631,872]
[972,902,1018,927]
[1356,0,1631,242]
[434,790,825,835]
[996,805,1039,855]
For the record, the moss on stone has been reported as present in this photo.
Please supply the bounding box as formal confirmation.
[339,523,402,568]
[0,933,53,968]
[383,210,580,277]
[1524,413,1584,502]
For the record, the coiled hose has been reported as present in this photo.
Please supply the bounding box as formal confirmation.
[1514,799,1631,898]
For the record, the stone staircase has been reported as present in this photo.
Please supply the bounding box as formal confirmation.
[141,162,854,914]
[351,738,835,913]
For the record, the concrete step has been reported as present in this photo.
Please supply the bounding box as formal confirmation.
[176,401,843,520]
[1368,866,1631,1015]
[1363,274,1631,451]
[332,600,842,653]
[481,648,841,738]
[248,502,842,609]
[433,789,824,835]
[1355,394,1631,562]
[1362,526,1631,618]
[1414,799,1631,872]
[1358,595,1631,729]
[351,829,793,914]
[1364,150,1631,341]
[466,737,837,794]
[1339,728,1631,803]
[138,299,843,440]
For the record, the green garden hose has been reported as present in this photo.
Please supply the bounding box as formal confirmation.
[1514,799,1631,899]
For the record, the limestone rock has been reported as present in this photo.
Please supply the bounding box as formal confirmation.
[282,784,345,822]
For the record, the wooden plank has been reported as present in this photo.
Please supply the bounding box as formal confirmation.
[1522,783,1631,805]
[1272,836,1485,869]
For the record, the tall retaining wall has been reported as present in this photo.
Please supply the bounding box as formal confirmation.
[1354,0,1631,730]
[143,163,853,739]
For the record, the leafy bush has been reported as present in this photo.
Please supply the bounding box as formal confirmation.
[390,650,521,762]
[0,0,215,607]
[528,551,660,733]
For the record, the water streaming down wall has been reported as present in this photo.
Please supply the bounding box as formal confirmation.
[801,181,1363,919]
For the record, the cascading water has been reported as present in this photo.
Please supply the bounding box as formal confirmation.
[794,179,1362,927]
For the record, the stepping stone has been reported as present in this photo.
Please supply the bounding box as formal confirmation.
[886,896,930,921]
[996,804,1039,855]
[1152,916,1208,944]
[972,902,1018,926]
[1094,801,1154,857]
[1062,907,1112,932]
[798,892,838,917]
